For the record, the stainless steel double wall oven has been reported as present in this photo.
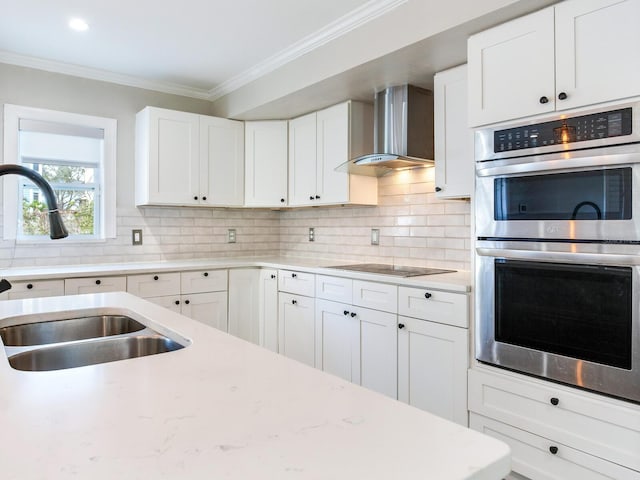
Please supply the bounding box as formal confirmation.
[475,100,640,403]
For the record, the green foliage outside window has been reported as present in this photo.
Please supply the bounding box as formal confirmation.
[21,165,95,236]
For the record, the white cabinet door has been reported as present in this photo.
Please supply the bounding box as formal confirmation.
[555,0,640,111]
[259,269,279,352]
[358,306,397,399]
[244,121,288,207]
[64,276,127,295]
[398,315,468,425]
[0,279,65,300]
[314,299,360,383]
[146,295,182,314]
[135,107,200,205]
[434,64,474,199]
[278,292,315,367]
[467,7,555,126]
[316,102,349,204]
[200,116,244,206]
[182,291,228,332]
[228,268,260,344]
[288,112,317,207]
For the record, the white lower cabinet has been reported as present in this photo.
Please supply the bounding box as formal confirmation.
[358,306,397,399]
[228,268,260,345]
[468,368,640,477]
[258,269,279,352]
[314,299,360,383]
[278,292,315,367]
[470,413,640,480]
[128,270,228,331]
[64,276,127,295]
[0,279,65,300]
[182,291,228,331]
[397,315,468,426]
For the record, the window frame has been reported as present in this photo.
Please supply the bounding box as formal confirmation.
[2,104,117,242]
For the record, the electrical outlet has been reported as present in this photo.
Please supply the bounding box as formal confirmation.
[371,228,380,245]
[228,229,236,243]
[132,229,143,246]
[309,227,315,242]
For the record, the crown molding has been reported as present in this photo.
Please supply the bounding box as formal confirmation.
[206,0,408,101]
[0,50,211,100]
[0,0,407,103]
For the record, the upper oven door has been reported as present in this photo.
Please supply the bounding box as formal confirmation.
[476,146,640,241]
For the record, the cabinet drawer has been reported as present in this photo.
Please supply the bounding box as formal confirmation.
[64,276,127,295]
[0,279,65,300]
[278,270,315,297]
[353,280,397,313]
[181,269,227,294]
[468,368,640,472]
[470,413,640,480]
[127,272,180,298]
[398,286,467,328]
[315,275,352,303]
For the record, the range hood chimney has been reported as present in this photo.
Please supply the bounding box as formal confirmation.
[338,85,434,177]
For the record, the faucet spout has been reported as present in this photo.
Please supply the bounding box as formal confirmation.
[0,164,68,239]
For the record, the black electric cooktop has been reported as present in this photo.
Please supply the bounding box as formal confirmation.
[326,264,455,277]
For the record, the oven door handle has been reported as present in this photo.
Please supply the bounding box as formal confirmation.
[476,247,640,266]
[476,148,640,177]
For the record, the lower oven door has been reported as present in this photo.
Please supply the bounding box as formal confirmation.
[476,241,640,403]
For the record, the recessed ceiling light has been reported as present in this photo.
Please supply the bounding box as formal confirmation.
[68,18,89,32]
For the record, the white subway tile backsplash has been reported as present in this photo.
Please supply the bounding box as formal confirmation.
[0,168,471,270]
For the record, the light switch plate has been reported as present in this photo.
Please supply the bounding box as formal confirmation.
[132,229,143,246]
[309,227,315,242]
[371,228,380,245]
[228,229,236,243]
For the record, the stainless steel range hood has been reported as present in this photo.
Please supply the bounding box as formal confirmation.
[338,85,434,177]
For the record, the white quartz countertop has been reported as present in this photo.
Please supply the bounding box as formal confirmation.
[0,293,508,479]
[0,256,472,292]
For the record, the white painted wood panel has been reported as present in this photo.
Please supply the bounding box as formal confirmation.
[184,291,228,332]
[315,275,353,304]
[244,121,288,207]
[259,269,279,352]
[278,270,315,297]
[228,269,260,343]
[126,272,181,298]
[315,102,349,204]
[352,280,397,313]
[278,292,315,367]
[288,112,317,206]
[181,269,227,294]
[0,279,65,300]
[398,286,468,328]
[358,306,397,399]
[64,276,126,295]
[398,315,468,425]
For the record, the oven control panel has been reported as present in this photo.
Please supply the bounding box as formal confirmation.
[494,108,633,153]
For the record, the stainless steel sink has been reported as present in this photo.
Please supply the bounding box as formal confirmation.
[8,335,184,371]
[0,315,146,346]
[1,313,188,371]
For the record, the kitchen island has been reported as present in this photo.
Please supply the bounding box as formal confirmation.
[0,292,510,479]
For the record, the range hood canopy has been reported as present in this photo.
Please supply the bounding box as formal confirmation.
[338,84,434,177]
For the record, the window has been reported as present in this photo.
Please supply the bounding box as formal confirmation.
[3,105,116,241]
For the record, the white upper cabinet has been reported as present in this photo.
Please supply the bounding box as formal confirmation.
[244,121,288,208]
[200,115,244,206]
[135,106,244,206]
[288,101,377,207]
[554,0,640,111]
[434,64,474,198]
[468,0,640,127]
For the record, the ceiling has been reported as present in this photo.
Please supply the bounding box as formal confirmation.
[0,0,558,120]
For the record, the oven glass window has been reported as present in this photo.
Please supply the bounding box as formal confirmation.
[495,259,632,369]
[494,167,631,220]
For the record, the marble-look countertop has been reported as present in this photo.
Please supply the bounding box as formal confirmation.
[0,293,508,479]
[0,256,472,292]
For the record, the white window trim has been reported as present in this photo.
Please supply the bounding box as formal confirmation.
[2,104,117,241]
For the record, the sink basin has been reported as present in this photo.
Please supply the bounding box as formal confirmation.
[8,335,185,371]
[0,315,146,346]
